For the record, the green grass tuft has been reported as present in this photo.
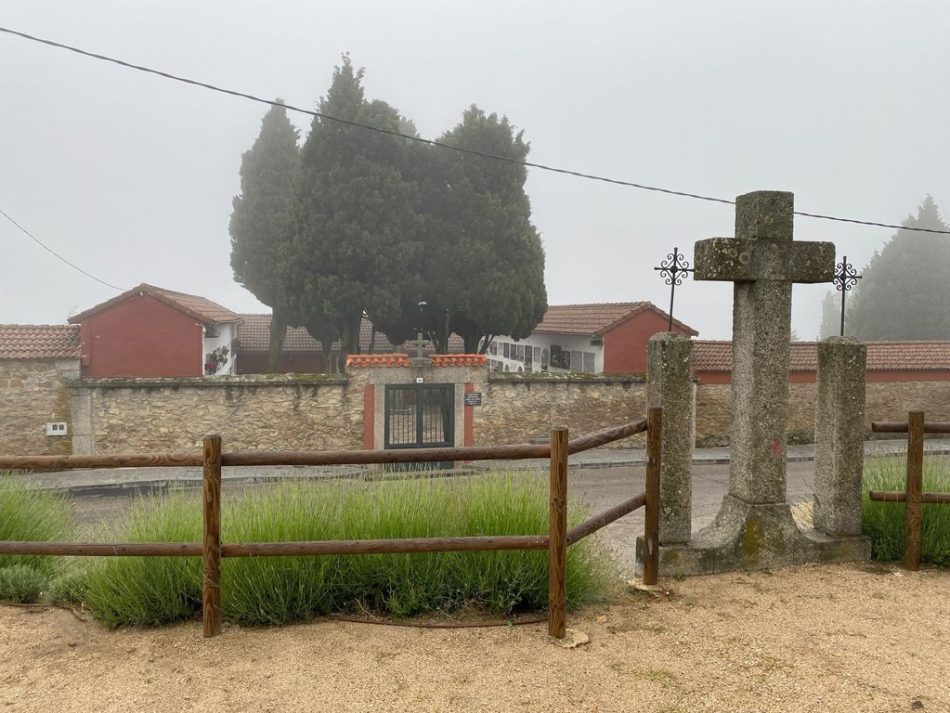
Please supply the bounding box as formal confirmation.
[862,456,950,566]
[0,565,47,603]
[68,474,614,627]
[0,474,69,575]
[78,490,202,627]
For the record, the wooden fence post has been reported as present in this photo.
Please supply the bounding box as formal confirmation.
[643,407,662,586]
[905,411,924,572]
[202,434,222,637]
[548,427,568,639]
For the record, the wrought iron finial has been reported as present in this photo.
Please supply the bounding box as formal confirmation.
[833,255,861,337]
[653,247,694,332]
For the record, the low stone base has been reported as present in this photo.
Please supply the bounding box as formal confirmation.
[635,495,871,576]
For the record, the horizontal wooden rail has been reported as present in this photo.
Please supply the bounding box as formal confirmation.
[567,419,647,454]
[221,444,550,467]
[0,541,202,556]
[566,493,646,545]
[0,534,549,558]
[0,453,204,471]
[0,420,647,472]
[871,421,950,434]
[869,490,950,504]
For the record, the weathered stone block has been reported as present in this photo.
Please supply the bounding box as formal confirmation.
[813,337,867,536]
[637,496,870,575]
[647,333,695,544]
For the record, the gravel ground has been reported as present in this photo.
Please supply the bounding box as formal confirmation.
[1,562,947,712]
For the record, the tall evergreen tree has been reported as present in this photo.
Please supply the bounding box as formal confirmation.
[284,56,423,370]
[415,106,547,353]
[847,196,950,340]
[818,290,839,339]
[229,102,300,371]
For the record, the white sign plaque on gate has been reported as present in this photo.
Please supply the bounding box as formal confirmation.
[415,377,424,384]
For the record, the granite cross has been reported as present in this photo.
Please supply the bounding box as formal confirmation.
[694,191,835,504]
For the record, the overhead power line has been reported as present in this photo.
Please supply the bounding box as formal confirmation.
[2,25,950,236]
[0,207,125,291]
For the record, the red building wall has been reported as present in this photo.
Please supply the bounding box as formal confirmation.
[602,311,695,374]
[78,294,203,377]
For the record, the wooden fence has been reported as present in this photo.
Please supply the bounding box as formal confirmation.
[870,411,950,571]
[0,408,662,639]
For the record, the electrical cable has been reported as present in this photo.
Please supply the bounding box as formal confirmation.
[2,25,949,236]
[0,206,125,291]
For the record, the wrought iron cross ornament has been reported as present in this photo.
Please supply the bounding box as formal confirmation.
[833,255,861,336]
[654,247,694,332]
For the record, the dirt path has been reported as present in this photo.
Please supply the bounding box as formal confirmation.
[1,562,947,712]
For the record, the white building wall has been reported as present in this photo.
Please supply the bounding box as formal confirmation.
[202,322,238,375]
[488,333,604,374]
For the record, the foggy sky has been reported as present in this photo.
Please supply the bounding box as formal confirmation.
[2,1,949,340]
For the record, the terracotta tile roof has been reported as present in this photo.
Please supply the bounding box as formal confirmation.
[0,324,80,359]
[431,354,487,367]
[236,314,343,353]
[346,353,411,368]
[534,302,698,337]
[69,283,240,326]
[236,314,465,354]
[693,340,950,373]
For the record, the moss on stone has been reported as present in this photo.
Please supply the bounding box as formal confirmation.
[741,517,764,563]
[489,372,645,384]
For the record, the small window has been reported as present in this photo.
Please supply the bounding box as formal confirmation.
[550,345,562,368]
[583,352,595,373]
[561,350,571,370]
[503,343,510,358]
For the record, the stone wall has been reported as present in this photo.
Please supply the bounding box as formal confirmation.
[474,374,648,448]
[6,363,950,456]
[0,359,78,456]
[70,375,359,454]
[695,379,950,447]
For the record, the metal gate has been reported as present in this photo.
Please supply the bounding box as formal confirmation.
[384,383,455,449]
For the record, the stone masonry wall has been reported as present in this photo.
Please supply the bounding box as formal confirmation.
[474,374,648,448]
[695,379,950,447]
[7,365,950,456]
[0,359,78,456]
[71,375,360,454]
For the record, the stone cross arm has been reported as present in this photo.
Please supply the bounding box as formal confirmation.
[693,237,835,283]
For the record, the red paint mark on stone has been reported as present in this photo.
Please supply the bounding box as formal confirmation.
[771,439,782,459]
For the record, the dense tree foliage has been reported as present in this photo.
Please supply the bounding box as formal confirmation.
[847,196,950,340]
[283,57,424,370]
[817,289,839,340]
[229,103,299,371]
[232,60,547,370]
[413,106,547,353]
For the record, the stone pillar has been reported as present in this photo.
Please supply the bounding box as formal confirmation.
[813,337,867,536]
[646,333,695,544]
